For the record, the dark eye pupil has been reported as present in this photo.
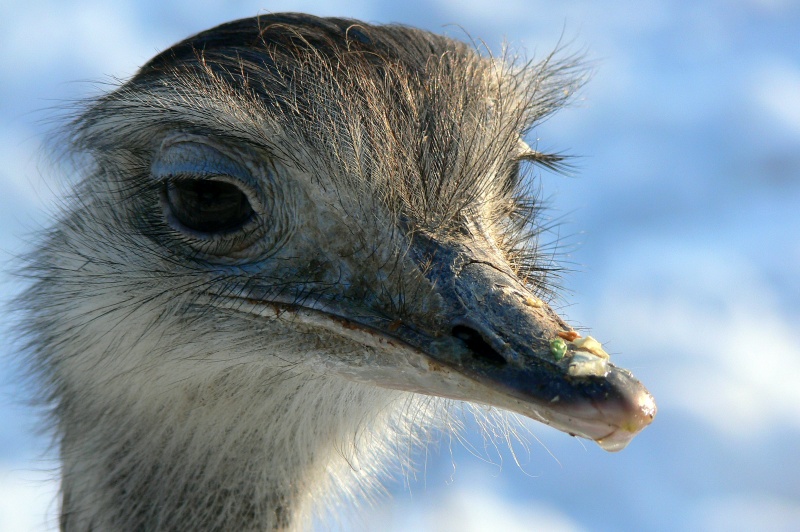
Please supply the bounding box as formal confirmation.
[166,179,253,233]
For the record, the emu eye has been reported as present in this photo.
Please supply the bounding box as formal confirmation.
[165,179,254,233]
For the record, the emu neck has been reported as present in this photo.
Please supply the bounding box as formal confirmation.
[58,366,406,531]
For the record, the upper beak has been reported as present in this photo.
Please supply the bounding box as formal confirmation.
[383,233,656,451]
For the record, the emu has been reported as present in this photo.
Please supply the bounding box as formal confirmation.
[21,13,655,531]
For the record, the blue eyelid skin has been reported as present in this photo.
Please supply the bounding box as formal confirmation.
[151,138,257,190]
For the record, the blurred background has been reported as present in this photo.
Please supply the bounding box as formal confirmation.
[1,1,798,530]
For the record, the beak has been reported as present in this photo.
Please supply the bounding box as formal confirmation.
[380,233,656,452]
[220,231,655,451]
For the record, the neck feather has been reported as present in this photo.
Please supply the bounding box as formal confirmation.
[56,366,425,531]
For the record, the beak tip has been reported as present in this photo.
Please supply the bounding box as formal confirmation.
[595,382,657,452]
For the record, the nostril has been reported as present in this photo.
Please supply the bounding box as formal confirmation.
[451,325,507,366]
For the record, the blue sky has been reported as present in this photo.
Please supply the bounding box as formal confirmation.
[2,1,799,530]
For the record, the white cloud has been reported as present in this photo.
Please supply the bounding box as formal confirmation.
[590,239,800,440]
[752,61,800,135]
[366,482,584,532]
[690,493,800,532]
[0,467,59,532]
[430,487,583,532]
[1,1,149,81]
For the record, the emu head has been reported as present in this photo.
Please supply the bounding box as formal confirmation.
[29,13,654,490]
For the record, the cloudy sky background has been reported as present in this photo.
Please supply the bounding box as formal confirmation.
[2,0,799,530]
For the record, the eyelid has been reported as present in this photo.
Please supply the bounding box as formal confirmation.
[151,134,268,212]
[152,138,251,182]
[150,133,294,259]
